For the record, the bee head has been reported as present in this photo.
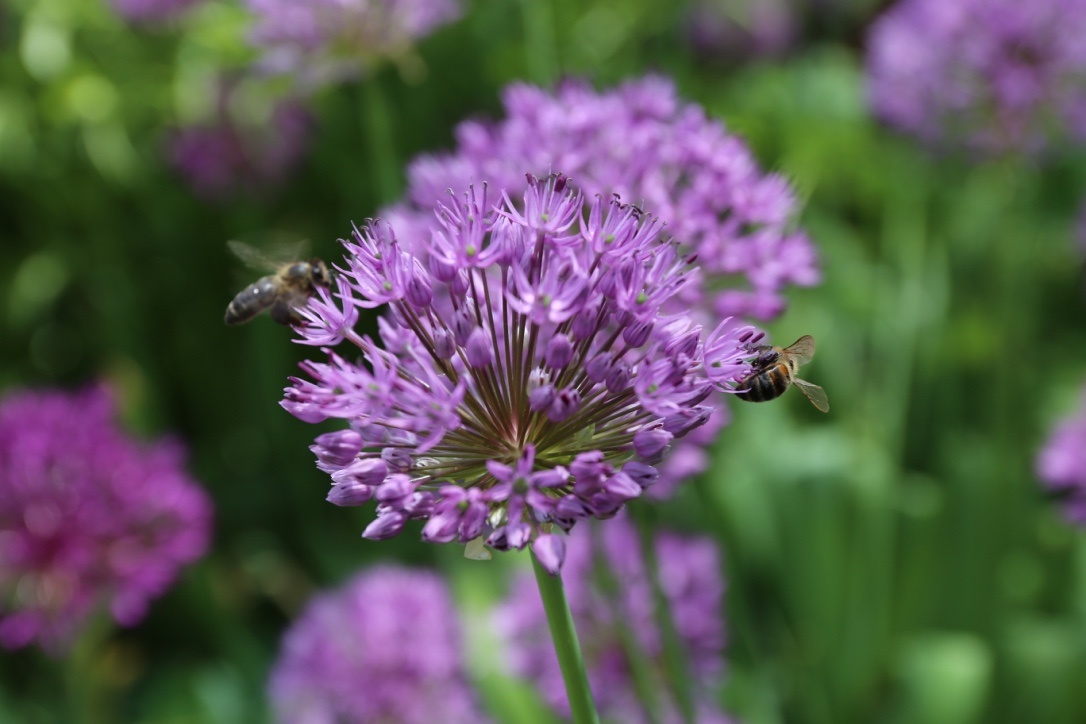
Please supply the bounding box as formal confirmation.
[748,347,780,371]
[306,259,333,287]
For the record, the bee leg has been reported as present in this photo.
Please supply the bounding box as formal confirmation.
[269,301,303,326]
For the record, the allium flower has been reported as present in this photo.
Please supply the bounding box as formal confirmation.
[1037,384,1086,524]
[867,0,1086,155]
[109,0,202,23]
[495,516,732,723]
[246,0,462,87]
[381,77,819,497]
[0,385,212,652]
[284,173,761,572]
[168,80,312,200]
[268,566,488,724]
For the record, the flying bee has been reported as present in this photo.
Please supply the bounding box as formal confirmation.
[735,335,829,413]
[224,240,333,326]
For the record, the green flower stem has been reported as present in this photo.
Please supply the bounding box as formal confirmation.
[631,502,696,724]
[531,549,601,724]
[361,79,400,204]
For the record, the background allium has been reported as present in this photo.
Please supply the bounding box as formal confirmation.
[268,566,488,724]
[382,76,819,497]
[1037,384,1086,524]
[284,173,760,571]
[867,0,1086,155]
[387,76,819,322]
[246,0,462,87]
[495,516,731,723]
[168,80,312,200]
[0,385,212,652]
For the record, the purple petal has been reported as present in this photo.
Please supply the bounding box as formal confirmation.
[531,534,567,575]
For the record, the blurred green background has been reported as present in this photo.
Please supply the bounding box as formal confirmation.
[2,0,1086,722]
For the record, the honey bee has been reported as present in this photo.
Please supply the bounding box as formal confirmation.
[735,335,829,412]
[224,240,333,326]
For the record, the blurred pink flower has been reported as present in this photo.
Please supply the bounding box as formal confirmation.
[268,566,488,723]
[0,384,212,652]
[867,0,1086,155]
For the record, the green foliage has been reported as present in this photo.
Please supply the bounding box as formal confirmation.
[2,0,1085,722]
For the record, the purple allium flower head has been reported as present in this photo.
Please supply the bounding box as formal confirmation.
[168,79,312,200]
[108,0,202,23]
[268,566,488,724]
[495,515,733,723]
[381,76,819,497]
[246,0,462,88]
[1037,383,1086,524]
[0,385,212,652]
[867,0,1086,156]
[284,173,761,570]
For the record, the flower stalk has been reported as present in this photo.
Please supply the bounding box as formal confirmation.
[531,549,600,724]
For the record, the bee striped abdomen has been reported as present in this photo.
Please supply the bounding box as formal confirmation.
[224,276,278,325]
[738,363,791,402]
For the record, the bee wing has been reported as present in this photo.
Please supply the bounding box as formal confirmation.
[228,240,279,272]
[783,335,816,367]
[792,377,829,413]
[227,239,311,271]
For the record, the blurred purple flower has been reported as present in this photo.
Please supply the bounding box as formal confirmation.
[0,385,212,652]
[168,81,312,200]
[268,566,488,724]
[684,0,798,62]
[1037,384,1086,524]
[494,515,732,723]
[867,0,1086,155]
[109,0,202,23]
[284,173,762,570]
[246,0,462,87]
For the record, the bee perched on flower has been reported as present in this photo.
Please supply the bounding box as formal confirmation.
[283,173,759,573]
